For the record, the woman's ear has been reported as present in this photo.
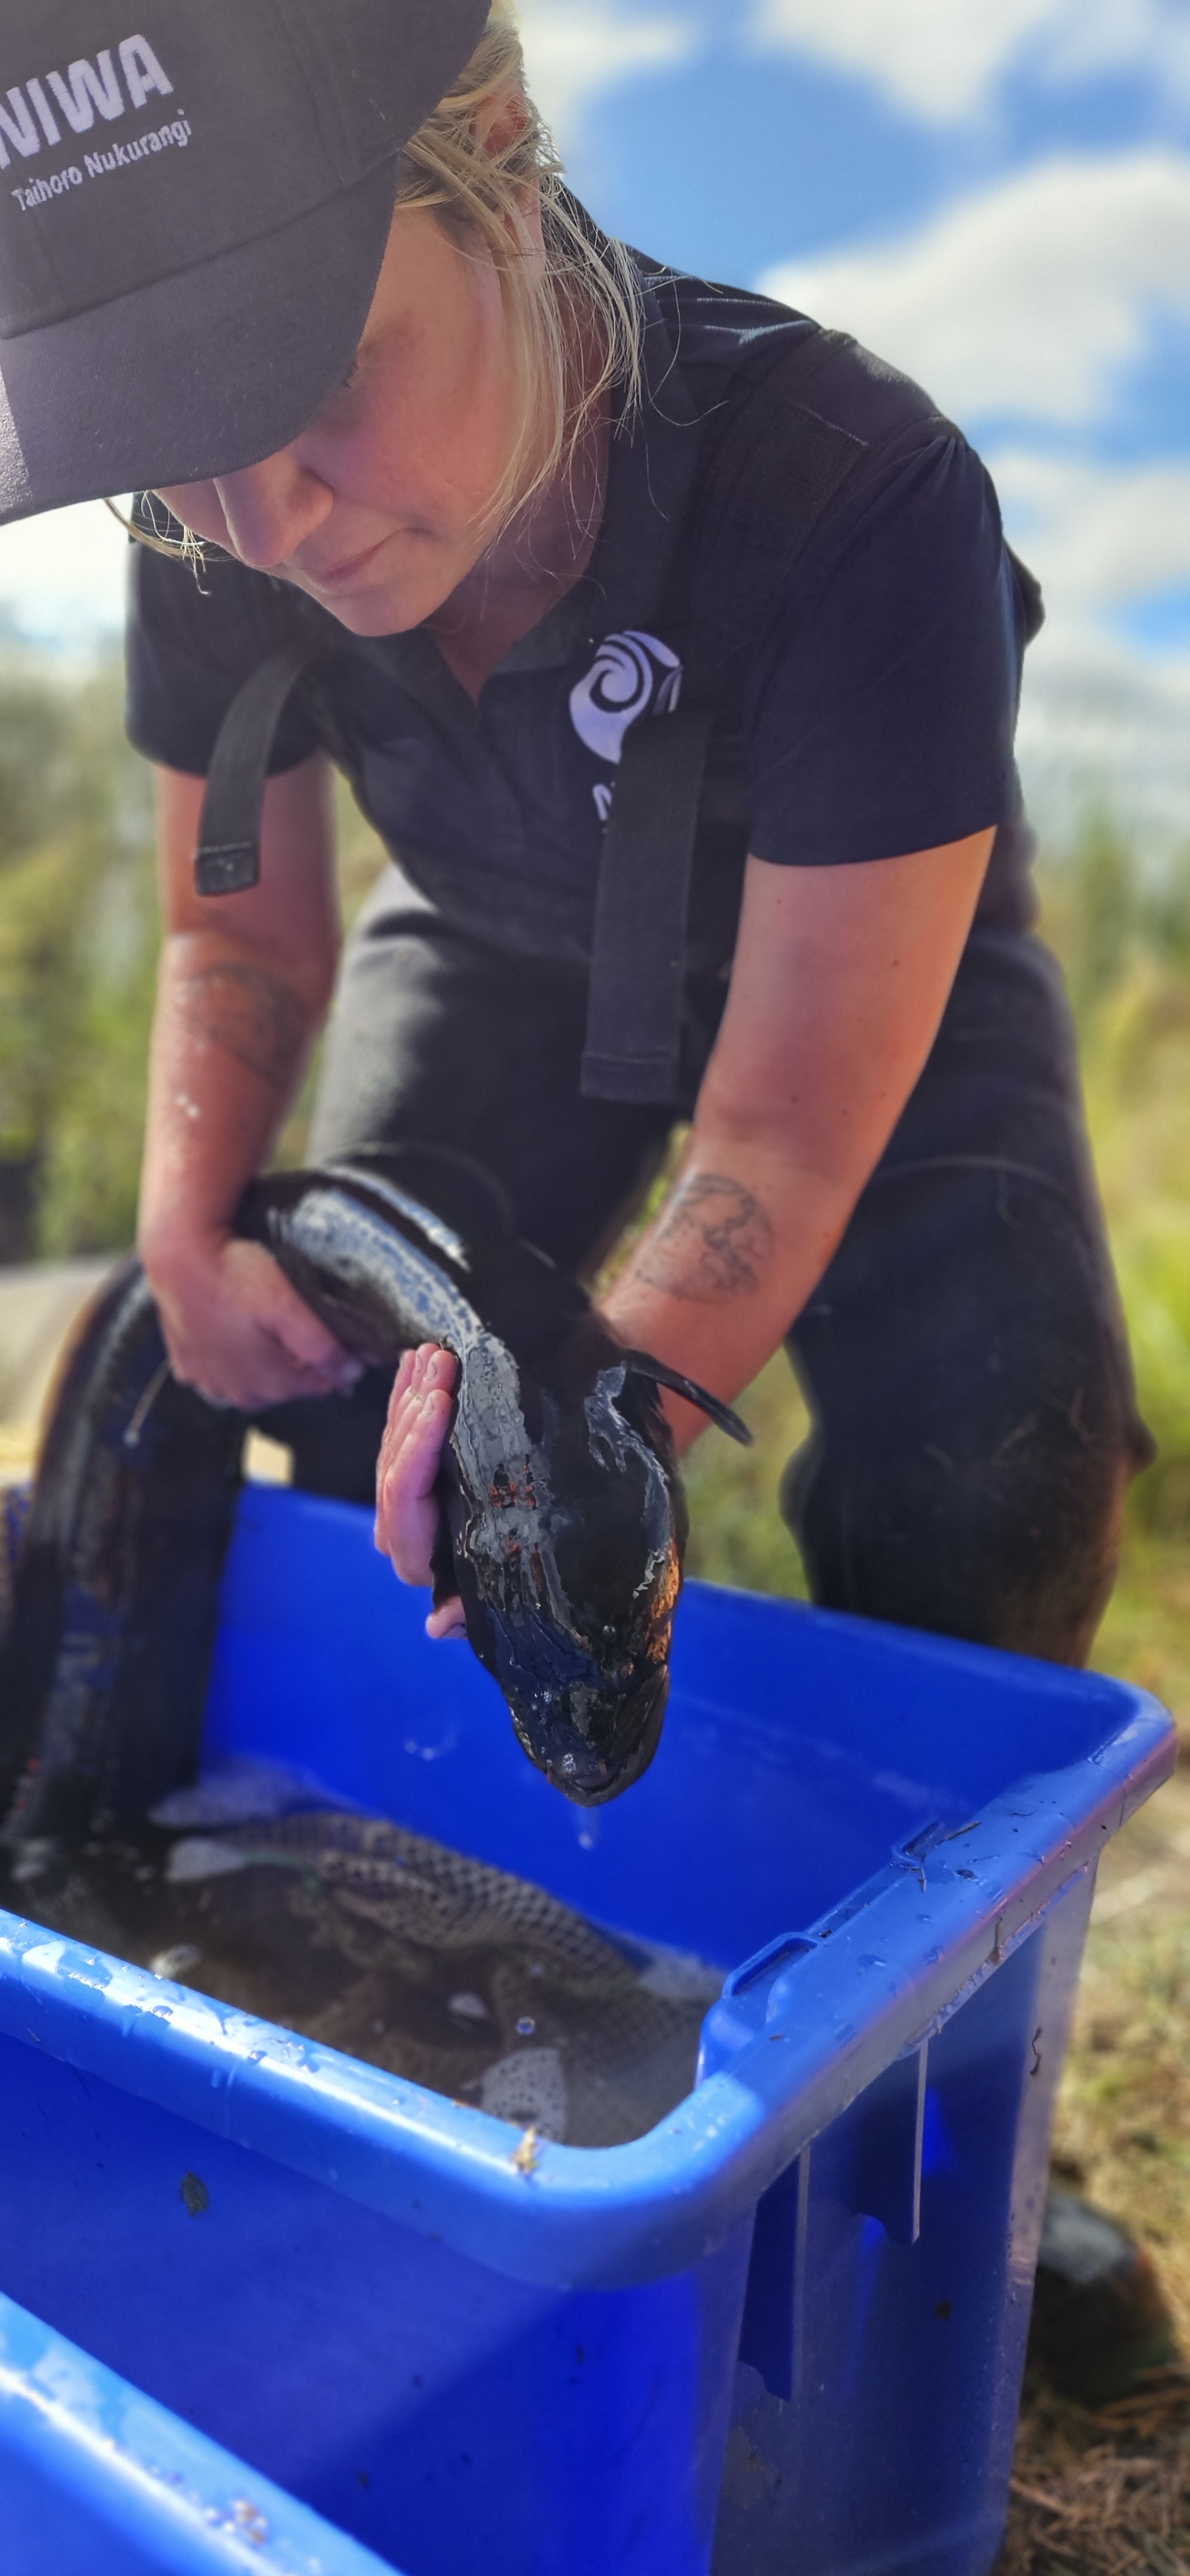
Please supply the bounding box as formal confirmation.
[471,79,543,248]
[473,77,531,158]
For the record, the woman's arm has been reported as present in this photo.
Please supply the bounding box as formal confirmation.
[601,831,994,1444]
[140,754,361,1409]
[375,829,993,1611]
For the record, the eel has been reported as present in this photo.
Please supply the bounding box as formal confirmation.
[0,1146,747,1842]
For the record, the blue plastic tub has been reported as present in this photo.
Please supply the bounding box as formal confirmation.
[0,1484,1174,2576]
[0,2285,398,2575]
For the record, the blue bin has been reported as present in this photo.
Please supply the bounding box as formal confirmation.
[0,1485,1174,2576]
[0,2285,398,2575]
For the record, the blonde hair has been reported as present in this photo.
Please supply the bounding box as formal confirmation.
[120,3,642,559]
[395,1,642,530]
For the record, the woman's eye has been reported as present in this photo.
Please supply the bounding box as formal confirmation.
[323,354,362,413]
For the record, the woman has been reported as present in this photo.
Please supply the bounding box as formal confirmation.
[0,0,1144,1653]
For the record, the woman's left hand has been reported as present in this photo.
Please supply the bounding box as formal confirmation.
[374,1343,467,1638]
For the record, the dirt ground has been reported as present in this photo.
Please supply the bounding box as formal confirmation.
[998,2373,1189,2576]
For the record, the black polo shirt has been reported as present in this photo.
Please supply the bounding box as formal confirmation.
[126,251,1035,943]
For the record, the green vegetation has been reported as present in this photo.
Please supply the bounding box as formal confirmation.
[0,649,381,1262]
[0,655,156,1257]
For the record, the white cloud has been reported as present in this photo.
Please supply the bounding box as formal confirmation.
[751,0,1052,122]
[760,151,1190,430]
[992,450,1190,616]
[0,499,127,647]
[1017,620,1190,857]
[750,0,1190,126]
[515,0,697,149]
[762,148,1190,851]
[992,445,1190,846]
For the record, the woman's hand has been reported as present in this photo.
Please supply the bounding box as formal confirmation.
[146,1229,363,1412]
[375,1344,466,1640]
[139,757,348,1416]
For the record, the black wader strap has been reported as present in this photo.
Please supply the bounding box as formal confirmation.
[194,642,319,896]
[578,344,882,1108]
[581,703,712,1104]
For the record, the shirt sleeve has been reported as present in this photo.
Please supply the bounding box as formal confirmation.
[744,432,1027,867]
[124,536,323,777]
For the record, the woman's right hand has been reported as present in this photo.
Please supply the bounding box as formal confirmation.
[375,1344,467,1640]
[144,1228,364,1412]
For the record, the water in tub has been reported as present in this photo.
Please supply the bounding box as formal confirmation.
[0,1765,724,2147]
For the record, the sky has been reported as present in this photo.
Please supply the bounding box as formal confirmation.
[3,0,1188,850]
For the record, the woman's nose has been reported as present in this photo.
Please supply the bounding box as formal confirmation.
[214,452,332,571]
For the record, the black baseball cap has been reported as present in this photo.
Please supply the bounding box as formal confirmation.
[0,0,488,524]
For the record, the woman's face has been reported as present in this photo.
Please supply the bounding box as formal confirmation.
[155,207,518,636]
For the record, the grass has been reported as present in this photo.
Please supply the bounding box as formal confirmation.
[999,2376,1190,2576]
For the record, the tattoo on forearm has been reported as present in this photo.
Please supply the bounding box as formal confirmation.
[176,963,308,1090]
[638,1172,774,1303]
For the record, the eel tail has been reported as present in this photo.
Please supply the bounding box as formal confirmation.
[0,1257,245,1847]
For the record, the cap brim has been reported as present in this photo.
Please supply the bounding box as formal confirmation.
[0,159,399,527]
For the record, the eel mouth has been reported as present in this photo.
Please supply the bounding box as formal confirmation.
[509,1663,670,1807]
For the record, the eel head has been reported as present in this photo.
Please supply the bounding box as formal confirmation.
[440,1320,747,1806]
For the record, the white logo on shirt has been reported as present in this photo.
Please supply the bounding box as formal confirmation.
[569,630,682,768]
